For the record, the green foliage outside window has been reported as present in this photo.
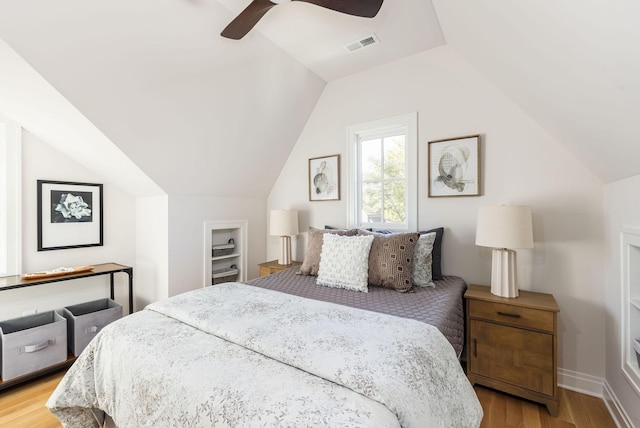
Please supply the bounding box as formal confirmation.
[361,135,406,224]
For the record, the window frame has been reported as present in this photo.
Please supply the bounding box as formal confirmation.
[0,114,21,276]
[347,112,417,231]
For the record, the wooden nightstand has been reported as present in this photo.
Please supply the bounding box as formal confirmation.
[258,260,302,277]
[465,284,560,416]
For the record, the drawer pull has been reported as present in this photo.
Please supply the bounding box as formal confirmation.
[473,338,477,358]
[497,311,521,318]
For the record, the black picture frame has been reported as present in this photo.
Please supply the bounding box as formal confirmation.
[37,180,104,251]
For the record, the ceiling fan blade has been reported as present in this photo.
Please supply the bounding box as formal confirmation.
[221,0,278,40]
[293,0,383,18]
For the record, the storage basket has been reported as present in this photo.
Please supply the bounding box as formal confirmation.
[212,239,235,257]
[633,337,640,367]
[212,265,239,285]
[0,311,67,381]
[63,298,123,356]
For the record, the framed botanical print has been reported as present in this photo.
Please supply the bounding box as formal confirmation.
[37,180,104,251]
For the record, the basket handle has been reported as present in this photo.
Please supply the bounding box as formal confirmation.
[23,339,53,353]
[84,325,103,334]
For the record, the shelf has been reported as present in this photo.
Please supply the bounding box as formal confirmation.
[211,253,241,262]
[622,228,640,397]
[204,220,247,287]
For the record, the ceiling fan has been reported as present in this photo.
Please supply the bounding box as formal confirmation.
[221,0,384,40]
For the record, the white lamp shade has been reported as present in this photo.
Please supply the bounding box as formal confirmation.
[475,205,533,249]
[270,210,299,236]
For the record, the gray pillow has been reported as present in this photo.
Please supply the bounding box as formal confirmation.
[298,227,357,276]
[412,232,436,287]
[421,227,444,280]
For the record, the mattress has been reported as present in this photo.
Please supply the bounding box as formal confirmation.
[246,267,467,357]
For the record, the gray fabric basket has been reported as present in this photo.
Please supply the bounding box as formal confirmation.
[212,266,238,285]
[63,298,122,356]
[212,239,235,257]
[0,311,67,381]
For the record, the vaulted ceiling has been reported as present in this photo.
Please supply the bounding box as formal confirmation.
[0,0,638,197]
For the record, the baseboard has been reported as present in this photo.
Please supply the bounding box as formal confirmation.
[558,367,606,396]
[603,380,633,428]
[558,368,631,428]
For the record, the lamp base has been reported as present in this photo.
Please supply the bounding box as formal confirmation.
[278,236,292,265]
[490,248,519,298]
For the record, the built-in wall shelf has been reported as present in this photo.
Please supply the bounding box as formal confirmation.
[203,220,247,287]
[621,227,640,397]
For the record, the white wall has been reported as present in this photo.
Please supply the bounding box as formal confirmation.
[1,130,266,319]
[268,46,605,385]
[135,195,169,309]
[604,174,640,426]
[0,130,137,320]
[167,195,266,297]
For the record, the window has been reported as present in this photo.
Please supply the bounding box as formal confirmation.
[0,114,21,276]
[347,113,417,231]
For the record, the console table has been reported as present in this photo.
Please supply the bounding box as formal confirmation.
[0,262,133,391]
[0,262,134,314]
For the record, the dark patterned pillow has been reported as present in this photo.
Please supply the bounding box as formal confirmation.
[357,229,419,292]
[298,227,357,276]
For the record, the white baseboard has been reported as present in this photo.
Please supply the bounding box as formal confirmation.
[558,368,632,428]
[558,367,605,396]
[603,380,633,428]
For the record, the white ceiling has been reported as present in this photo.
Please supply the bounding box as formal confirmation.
[217,0,445,81]
[0,0,638,196]
[432,0,640,184]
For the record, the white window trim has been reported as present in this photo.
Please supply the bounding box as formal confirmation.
[0,114,21,276]
[347,112,417,231]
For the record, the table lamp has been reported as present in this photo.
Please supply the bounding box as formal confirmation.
[475,205,533,298]
[270,209,299,265]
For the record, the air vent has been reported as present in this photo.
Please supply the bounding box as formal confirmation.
[345,33,380,53]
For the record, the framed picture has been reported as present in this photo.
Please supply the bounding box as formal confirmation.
[37,180,104,251]
[428,135,481,197]
[309,154,340,201]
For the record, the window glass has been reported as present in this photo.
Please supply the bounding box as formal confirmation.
[348,113,417,231]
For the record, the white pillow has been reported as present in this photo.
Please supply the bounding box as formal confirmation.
[317,233,374,293]
[412,232,436,287]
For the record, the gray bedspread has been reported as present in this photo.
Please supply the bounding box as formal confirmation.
[47,283,483,427]
[246,268,467,356]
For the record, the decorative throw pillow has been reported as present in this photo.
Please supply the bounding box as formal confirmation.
[412,232,436,287]
[357,229,419,293]
[317,234,374,293]
[420,227,444,280]
[298,227,357,276]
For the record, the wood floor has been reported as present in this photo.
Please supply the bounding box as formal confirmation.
[0,369,618,428]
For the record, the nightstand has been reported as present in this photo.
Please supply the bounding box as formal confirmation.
[258,260,302,277]
[465,284,560,415]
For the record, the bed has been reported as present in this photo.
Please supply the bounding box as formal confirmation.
[46,228,483,427]
[246,266,467,358]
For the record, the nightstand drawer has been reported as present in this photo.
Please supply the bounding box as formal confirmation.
[468,300,554,332]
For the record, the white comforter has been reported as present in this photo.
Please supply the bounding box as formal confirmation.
[47,282,482,427]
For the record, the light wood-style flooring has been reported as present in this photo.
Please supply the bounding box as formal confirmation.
[0,370,618,428]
